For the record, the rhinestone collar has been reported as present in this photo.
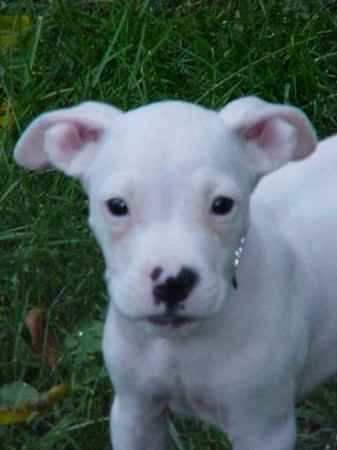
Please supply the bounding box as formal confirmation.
[232,236,246,289]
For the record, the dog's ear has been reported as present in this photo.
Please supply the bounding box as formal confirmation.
[219,96,317,175]
[14,102,122,177]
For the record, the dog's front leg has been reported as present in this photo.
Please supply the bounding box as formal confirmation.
[229,408,296,450]
[110,393,170,450]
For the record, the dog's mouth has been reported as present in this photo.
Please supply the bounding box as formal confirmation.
[145,313,195,327]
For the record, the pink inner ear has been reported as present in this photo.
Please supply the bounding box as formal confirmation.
[240,119,281,160]
[43,119,104,175]
[238,116,298,174]
[59,124,81,153]
[241,120,267,141]
[49,122,100,155]
[76,122,100,144]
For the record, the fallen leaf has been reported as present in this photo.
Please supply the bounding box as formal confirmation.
[0,15,32,51]
[0,382,38,424]
[0,403,31,425]
[35,383,67,411]
[0,102,13,130]
[0,382,67,426]
[24,308,58,369]
[0,381,39,405]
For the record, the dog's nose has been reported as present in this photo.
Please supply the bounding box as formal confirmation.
[151,265,163,281]
[152,266,199,307]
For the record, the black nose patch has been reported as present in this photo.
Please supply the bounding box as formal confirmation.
[152,266,199,308]
[151,266,163,281]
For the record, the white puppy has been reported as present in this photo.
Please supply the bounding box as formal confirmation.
[14,97,337,450]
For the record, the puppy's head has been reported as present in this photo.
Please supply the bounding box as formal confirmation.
[14,97,316,333]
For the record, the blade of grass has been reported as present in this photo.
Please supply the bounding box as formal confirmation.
[92,9,128,88]
[127,19,147,91]
[169,420,186,450]
[196,33,329,103]
[27,15,43,77]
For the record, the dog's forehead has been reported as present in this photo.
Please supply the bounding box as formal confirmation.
[124,100,223,138]
[113,101,236,163]
[123,100,223,138]
[89,101,247,187]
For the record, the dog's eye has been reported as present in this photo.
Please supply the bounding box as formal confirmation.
[106,198,129,216]
[211,196,234,215]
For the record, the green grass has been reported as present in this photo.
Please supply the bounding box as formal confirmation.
[1,0,337,449]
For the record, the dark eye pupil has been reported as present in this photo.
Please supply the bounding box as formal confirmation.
[106,198,128,216]
[211,196,234,215]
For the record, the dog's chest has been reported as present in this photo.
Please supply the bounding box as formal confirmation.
[168,371,229,429]
[149,339,229,429]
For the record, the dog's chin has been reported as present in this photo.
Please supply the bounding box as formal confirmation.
[146,313,195,327]
[141,314,202,337]
[112,303,204,336]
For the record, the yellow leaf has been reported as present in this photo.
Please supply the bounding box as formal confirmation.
[0,15,31,29]
[0,15,32,50]
[0,402,32,425]
[0,102,13,129]
[0,383,67,426]
[36,384,68,412]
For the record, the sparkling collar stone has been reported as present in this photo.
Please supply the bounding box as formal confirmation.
[232,236,246,289]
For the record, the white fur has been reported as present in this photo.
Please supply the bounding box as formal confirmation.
[14,97,336,450]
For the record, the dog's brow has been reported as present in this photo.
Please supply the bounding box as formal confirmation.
[191,169,241,198]
[99,171,136,200]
